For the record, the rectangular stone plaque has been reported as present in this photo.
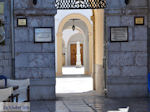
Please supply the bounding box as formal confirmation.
[110,27,128,42]
[135,17,144,25]
[17,18,27,27]
[34,28,53,43]
[0,2,4,14]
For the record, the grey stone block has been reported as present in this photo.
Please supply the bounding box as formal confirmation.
[134,26,147,41]
[106,16,121,26]
[106,0,125,9]
[41,16,54,27]
[28,16,54,27]
[42,43,55,52]
[0,53,5,59]
[105,9,122,15]
[28,53,55,68]
[107,84,148,98]
[135,53,147,66]
[128,27,133,41]
[0,45,10,52]
[107,76,147,85]
[128,0,147,7]
[122,66,147,76]
[28,17,41,27]
[15,53,55,68]
[29,28,34,42]
[107,67,121,76]
[5,39,11,45]
[14,0,29,9]
[121,16,134,26]
[15,28,29,42]
[15,68,55,79]
[30,84,55,100]
[14,9,57,16]
[0,53,11,60]
[120,52,135,66]
[109,52,135,66]
[15,53,28,68]
[121,41,147,52]
[3,66,12,78]
[109,53,120,66]
[126,9,148,15]
[30,79,55,86]
[0,66,3,74]
[15,42,42,53]
[0,60,9,66]
[4,53,11,59]
[108,43,121,51]
[32,0,55,9]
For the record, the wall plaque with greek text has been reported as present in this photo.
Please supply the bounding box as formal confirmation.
[34,28,53,43]
[110,27,128,42]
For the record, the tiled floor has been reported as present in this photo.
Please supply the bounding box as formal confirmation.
[31,91,150,112]
[62,66,85,75]
[32,76,150,112]
[56,75,93,94]
[31,68,150,112]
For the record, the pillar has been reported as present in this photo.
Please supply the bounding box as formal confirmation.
[89,32,93,75]
[94,9,105,95]
[76,41,82,67]
[84,37,89,74]
[56,32,63,76]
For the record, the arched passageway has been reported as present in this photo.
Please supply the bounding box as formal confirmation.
[56,10,105,95]
[56,13,93,76]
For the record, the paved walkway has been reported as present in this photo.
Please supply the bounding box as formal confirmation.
[62,66,85,75]
[32,71,150,112]
[56,75,93,94]
[31,91,150,112]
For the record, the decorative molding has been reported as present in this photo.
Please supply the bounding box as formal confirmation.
[55,0,106,9]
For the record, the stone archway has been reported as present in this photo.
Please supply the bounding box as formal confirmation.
[56,13,93,76]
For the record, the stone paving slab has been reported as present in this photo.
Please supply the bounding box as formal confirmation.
[31,92,150,112]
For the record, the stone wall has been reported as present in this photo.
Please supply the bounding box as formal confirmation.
[0,0,12,78]
[14,0,56,100]
[148,0,150,74]
[106,0,148,97]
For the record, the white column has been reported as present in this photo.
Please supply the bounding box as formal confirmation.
[94,9,105,95]
[76,41,82,68]
[56,32,63,76]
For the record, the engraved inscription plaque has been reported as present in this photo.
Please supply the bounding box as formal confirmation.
[34,28,52,43]
[17,18,27,27]
[0,2,4,14]
[110,27,128,42]
[135,17,144,25]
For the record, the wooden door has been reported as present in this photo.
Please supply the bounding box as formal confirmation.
[71,44,76,65]
[70,44,83,65]
[80,44,83,65]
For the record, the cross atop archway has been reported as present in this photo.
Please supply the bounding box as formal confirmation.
[55,0,106,9]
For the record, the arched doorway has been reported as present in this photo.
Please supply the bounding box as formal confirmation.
[55,10,106,95]
[56,13,93,76]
